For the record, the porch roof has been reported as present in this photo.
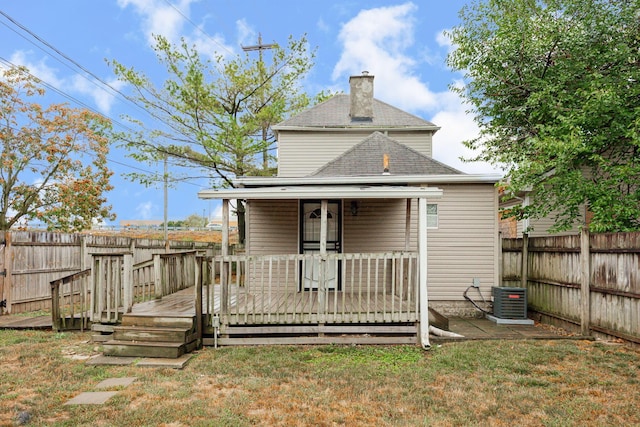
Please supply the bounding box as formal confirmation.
[229,173,502,187]
[198,185,444,200]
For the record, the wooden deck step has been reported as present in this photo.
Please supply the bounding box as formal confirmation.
[99,313,198,358]
[120,314,195,329]
[102,339,198,358]
[113,325,196,343]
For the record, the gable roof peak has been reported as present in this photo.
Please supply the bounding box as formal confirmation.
[310,131,463,177]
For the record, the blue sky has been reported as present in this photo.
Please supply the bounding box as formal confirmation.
[0,0,498,225]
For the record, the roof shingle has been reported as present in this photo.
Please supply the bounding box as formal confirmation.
[310,132,463,177]
[274,94,438,129]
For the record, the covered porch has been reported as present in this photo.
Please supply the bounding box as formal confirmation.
[199,183,443,348]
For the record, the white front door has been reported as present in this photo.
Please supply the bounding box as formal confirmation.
[301,201,341,290]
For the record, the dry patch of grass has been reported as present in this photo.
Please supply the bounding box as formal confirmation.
[86,229,238,244]
[1,331,639,426]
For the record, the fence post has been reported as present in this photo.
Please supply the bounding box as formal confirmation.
[580,228,591,336]
[521,233,529,288]
[3,231,12,314]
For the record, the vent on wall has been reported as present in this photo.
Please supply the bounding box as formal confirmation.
[492,287,528,319]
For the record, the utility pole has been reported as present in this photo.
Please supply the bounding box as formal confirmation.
[242,33,277,171]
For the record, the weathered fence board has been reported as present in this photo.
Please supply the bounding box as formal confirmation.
[503,231,640,344]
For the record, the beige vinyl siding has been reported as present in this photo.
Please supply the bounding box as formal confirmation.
[245,200,299,292]
[244,184,499,300]
[343,199,411,253]
[246,200,299,254]
[426,184,498,301]
[277,130,433,177]
[339,185,499,301]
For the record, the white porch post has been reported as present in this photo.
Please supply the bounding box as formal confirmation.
[318,199,328,319]
[418,197,431,350]
[221,199,230,320]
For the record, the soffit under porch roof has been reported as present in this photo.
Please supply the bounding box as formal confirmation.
[232,173,502,188]
[198,185,444,201]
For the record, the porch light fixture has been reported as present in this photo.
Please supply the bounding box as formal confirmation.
[350,200,359,216]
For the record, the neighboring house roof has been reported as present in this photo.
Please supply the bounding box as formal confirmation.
[273,94,440,130]
[311,131,463,177]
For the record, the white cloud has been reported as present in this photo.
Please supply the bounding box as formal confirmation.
[117,0,193,46]
[118,0,236,60]
[9,50,64,88]
[430,94,499,174]
[332,3,501,176]
[70,75,125,114]
[236,19,254,49]
[332,2,439,111]
[316,17,330,34]
[135,200,156,219]
[8,51,121,114]
[436,29,453,51]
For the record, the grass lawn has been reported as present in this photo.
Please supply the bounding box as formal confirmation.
[1,330,638,426]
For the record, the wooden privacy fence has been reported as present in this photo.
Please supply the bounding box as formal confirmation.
[502,230,640,344]
[197,251,419,328]
[51,251,200,331]
[1,230,221,314]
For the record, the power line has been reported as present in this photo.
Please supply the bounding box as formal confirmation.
[162,0,236,58]
[0,60,207,188]
[0,10,146,116]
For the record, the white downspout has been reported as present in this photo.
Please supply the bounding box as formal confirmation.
[418,197,431,350]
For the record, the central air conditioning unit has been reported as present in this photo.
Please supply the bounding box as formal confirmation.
[492,287,528,319]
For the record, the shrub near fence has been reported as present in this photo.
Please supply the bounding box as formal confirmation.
[0,231,222,314]
[502,230,640,344]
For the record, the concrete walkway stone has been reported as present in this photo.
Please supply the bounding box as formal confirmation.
[86,355,137,366]
[64,377,138,406]
[64,392,118,405]
[136,354,192,369]
[95,377,137,389]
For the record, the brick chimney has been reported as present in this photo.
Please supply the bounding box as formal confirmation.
[349,71,374,121]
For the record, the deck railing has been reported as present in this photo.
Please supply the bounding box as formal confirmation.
[52,251,200,330]
[51,269,92,332]
[198,252,419,327]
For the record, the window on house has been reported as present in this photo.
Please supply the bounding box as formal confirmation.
[427,204,438,228]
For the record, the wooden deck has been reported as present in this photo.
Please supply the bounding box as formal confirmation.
[130,285,417,324]
[125,287,574,341]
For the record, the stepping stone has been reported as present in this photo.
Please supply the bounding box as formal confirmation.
[64,392,118,405]
[136,354,192,369]
[95,377,137,389]
[86,355,137,366]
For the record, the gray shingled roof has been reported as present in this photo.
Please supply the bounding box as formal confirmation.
[310,132,463,177]
[274,94,438,129]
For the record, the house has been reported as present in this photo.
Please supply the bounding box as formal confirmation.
[499,189,586,238]
[198,73,501,347]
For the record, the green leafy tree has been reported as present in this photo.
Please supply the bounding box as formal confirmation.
[0,67,115,231]
[183,213,206,228]
[110,34,318,242]
[447,0,640,232]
